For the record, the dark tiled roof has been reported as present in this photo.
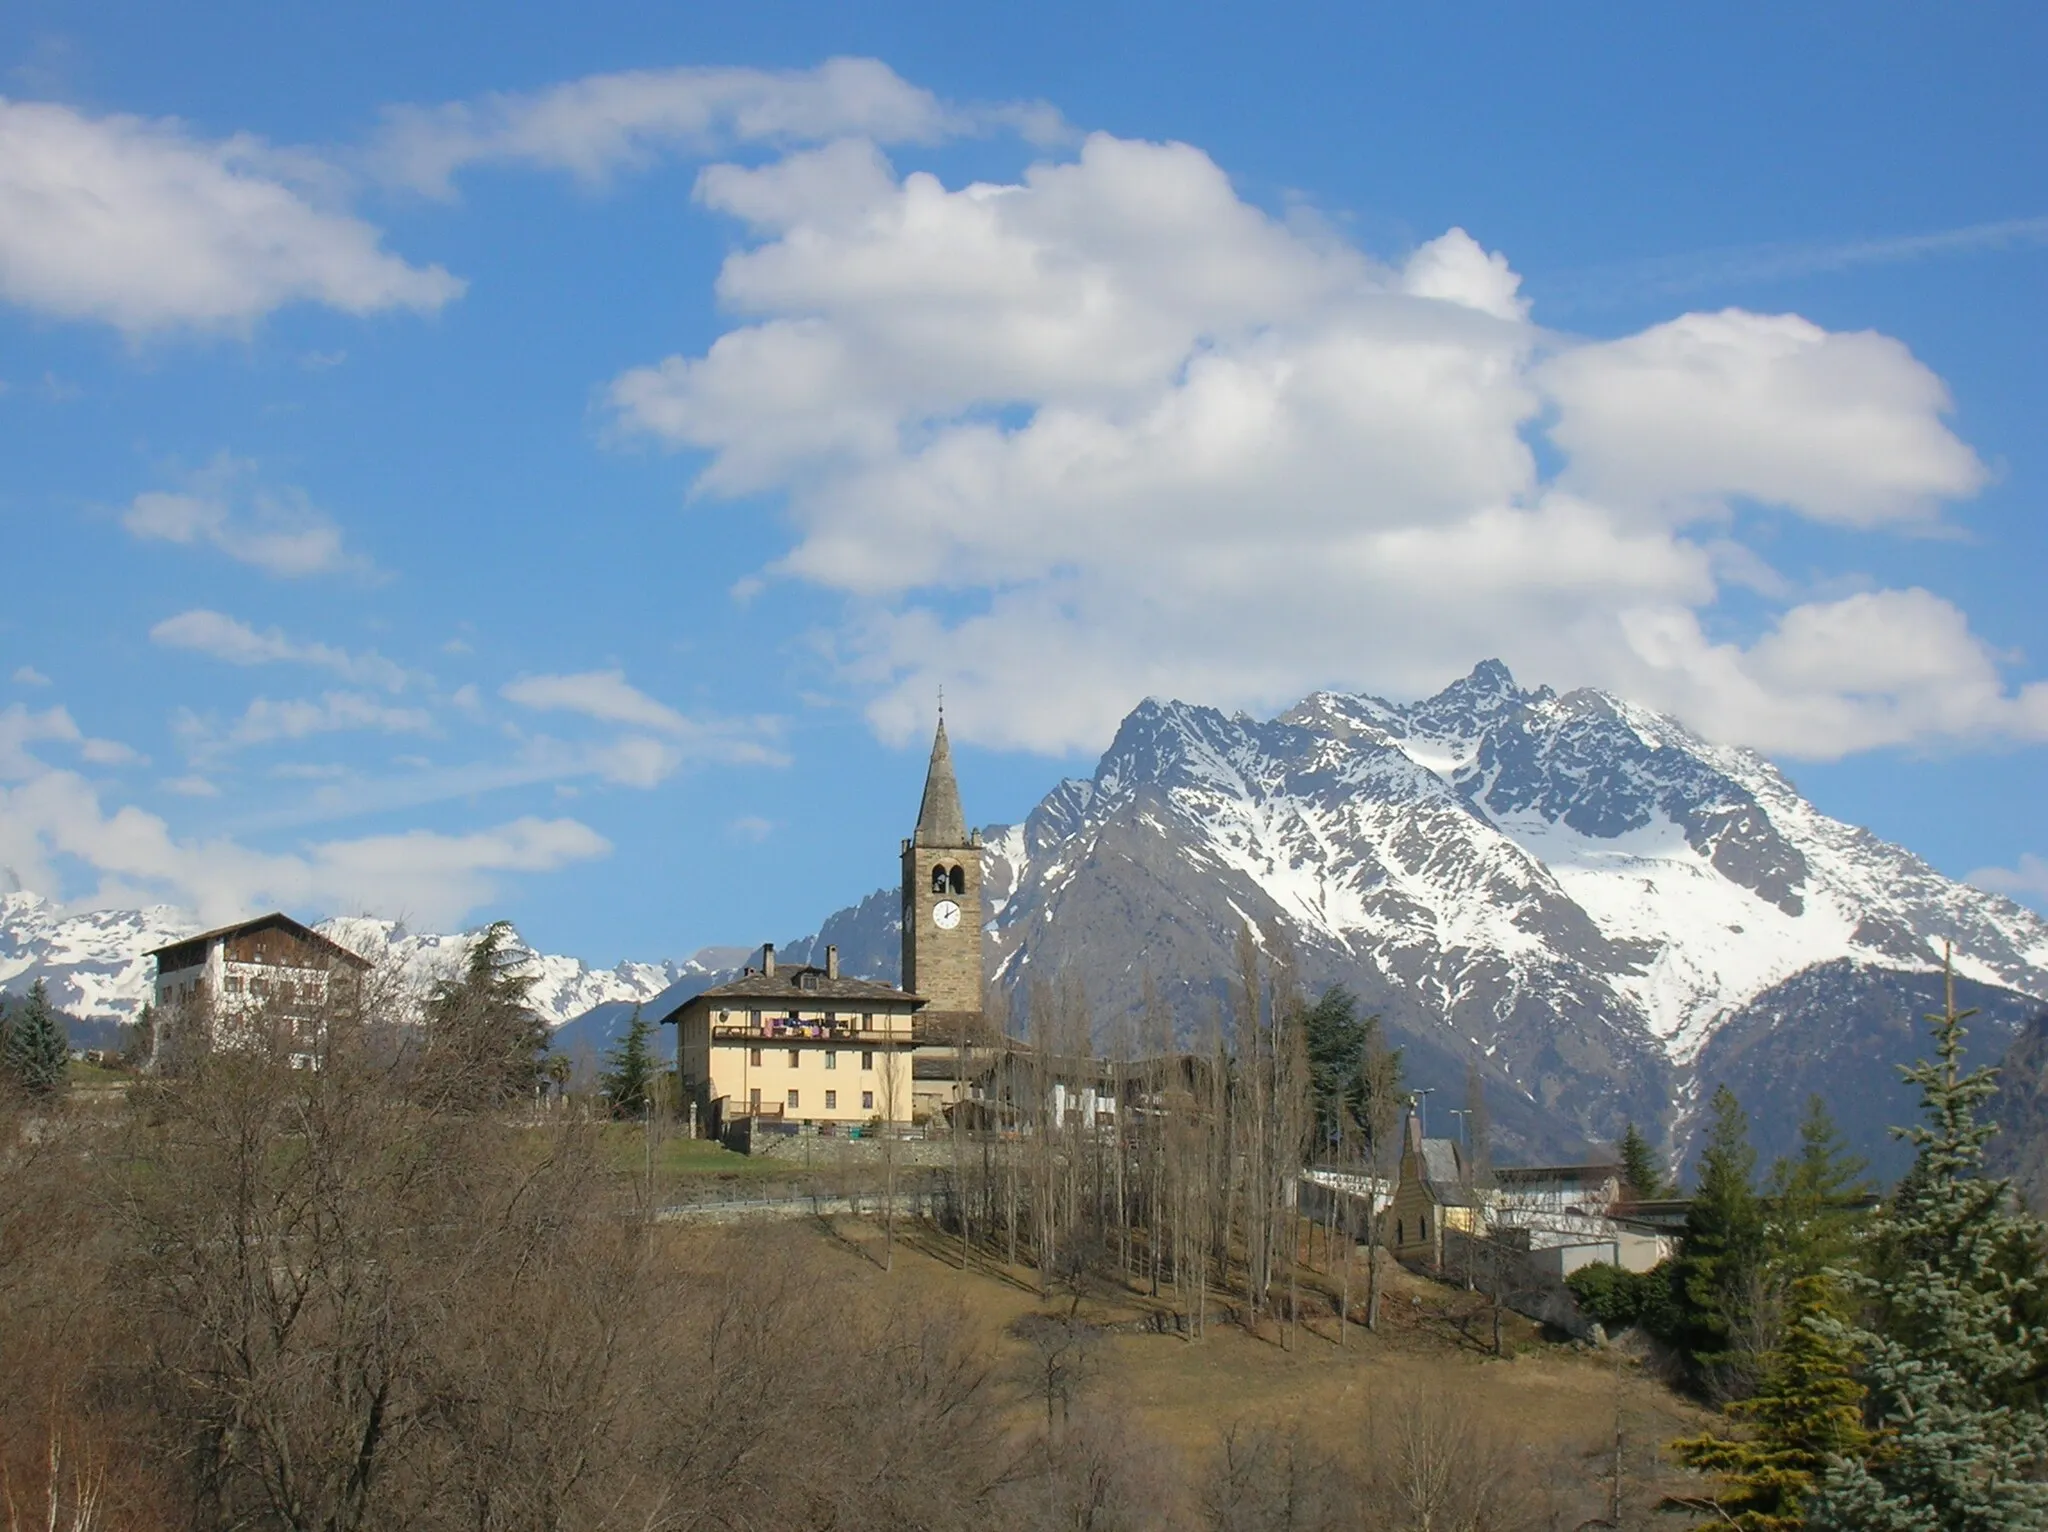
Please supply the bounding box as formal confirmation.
[656,965,924,1022]
[146,912,371,969]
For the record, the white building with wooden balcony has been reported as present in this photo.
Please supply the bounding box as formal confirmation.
[659,942,924,1136]
[146,912,370,1068]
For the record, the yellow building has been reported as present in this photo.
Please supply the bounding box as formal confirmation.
[666,713,998,1138]
[664,943,923,1136]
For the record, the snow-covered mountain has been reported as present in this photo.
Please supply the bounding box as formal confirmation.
[317,917,711,1027]
[0,895,699,1029]
[774,663,2048,1169]
[980,662,2048,1166]
[0,896,194,1023]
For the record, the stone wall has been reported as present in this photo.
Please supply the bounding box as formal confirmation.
[1411,1226,1596,1339]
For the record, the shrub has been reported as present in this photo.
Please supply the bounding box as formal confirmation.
[1567,1260,1671,1330]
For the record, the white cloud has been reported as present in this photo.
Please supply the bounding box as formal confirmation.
[1607,591,2048,758]
[1541,310,1987,527]
[0,704,85,780]
[1970,854,2048,912]
[12,666,50,686]
[163,775,221,798]
[501,669,688,733]
[150,610,412,691]
[0,762,607,928]
[79,737,142,765]
[125,495,352,579]
[1550,215,2048,313]
[497,670,786,781]
[0,703,140,779]
[373,57,1058,197]
[608,128,2027,759]
[225,693,434,748]
[0,97,462,333]
[123,452,370,578]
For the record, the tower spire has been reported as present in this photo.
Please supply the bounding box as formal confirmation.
[913,711,967,847]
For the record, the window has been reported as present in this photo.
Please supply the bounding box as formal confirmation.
[1420,1215,1430,1241]
[825,1090,837,1110]
[932,864,949,894]
[862,1091,874,1111]
[1397,1220,1404,1245]
[788,1048,801,1069]
[750,1046,762,1066]
[862,1050,874,1071]
[950,864,966,895]
[749,1088,761,1112]
[787,1089,800,1110]
[824,1050,837,1069]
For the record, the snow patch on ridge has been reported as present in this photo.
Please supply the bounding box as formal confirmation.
[1492,809,1853,1062]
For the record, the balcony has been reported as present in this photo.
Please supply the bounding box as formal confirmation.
[710,1015,909,1042]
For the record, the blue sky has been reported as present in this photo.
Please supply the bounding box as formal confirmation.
[3,2,2046,963]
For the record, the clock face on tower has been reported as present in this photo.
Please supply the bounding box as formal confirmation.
[932,899,961,930]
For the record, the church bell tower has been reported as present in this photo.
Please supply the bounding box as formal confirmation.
[901,713,984,1029]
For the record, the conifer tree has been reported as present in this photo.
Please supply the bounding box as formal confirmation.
[1670,1085,1768,1394]
[1805,958,2048,1532]
[602,1005,653,1119]
[1766,1094,1871,1286]
[1620,1120,1668,1200]
[422,920,546,1107]
[1671,1276,1874,1531]
[3,978,70,1097]
[1301,985,1368,1154]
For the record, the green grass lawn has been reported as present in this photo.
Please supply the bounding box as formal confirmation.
[596,1124,789,1189]
[66,1058,132,1089]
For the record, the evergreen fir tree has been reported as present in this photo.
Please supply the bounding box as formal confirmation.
[1767,1094,1872,1286]
[3,979,70,1097]
[1806,955,2048,1532]
[1671,1276,1874,1531]
[602,1005,653,1119]
[1301,986,1369,1152]
[1621,1119,1669,1200]
[1669,1085,1768,1395]
[423,920,546,1107]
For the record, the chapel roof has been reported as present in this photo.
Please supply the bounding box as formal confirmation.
[1413,1137,1483,1208]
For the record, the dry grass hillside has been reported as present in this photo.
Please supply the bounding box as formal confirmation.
[701,1212,1719,1528]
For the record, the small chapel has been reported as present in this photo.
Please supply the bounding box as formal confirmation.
[664,715,986,1137]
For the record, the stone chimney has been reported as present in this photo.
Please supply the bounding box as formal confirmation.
[762,942,776,978]
[825,944,840,980]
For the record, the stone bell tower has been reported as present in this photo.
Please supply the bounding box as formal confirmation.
[901,712,983,1029]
